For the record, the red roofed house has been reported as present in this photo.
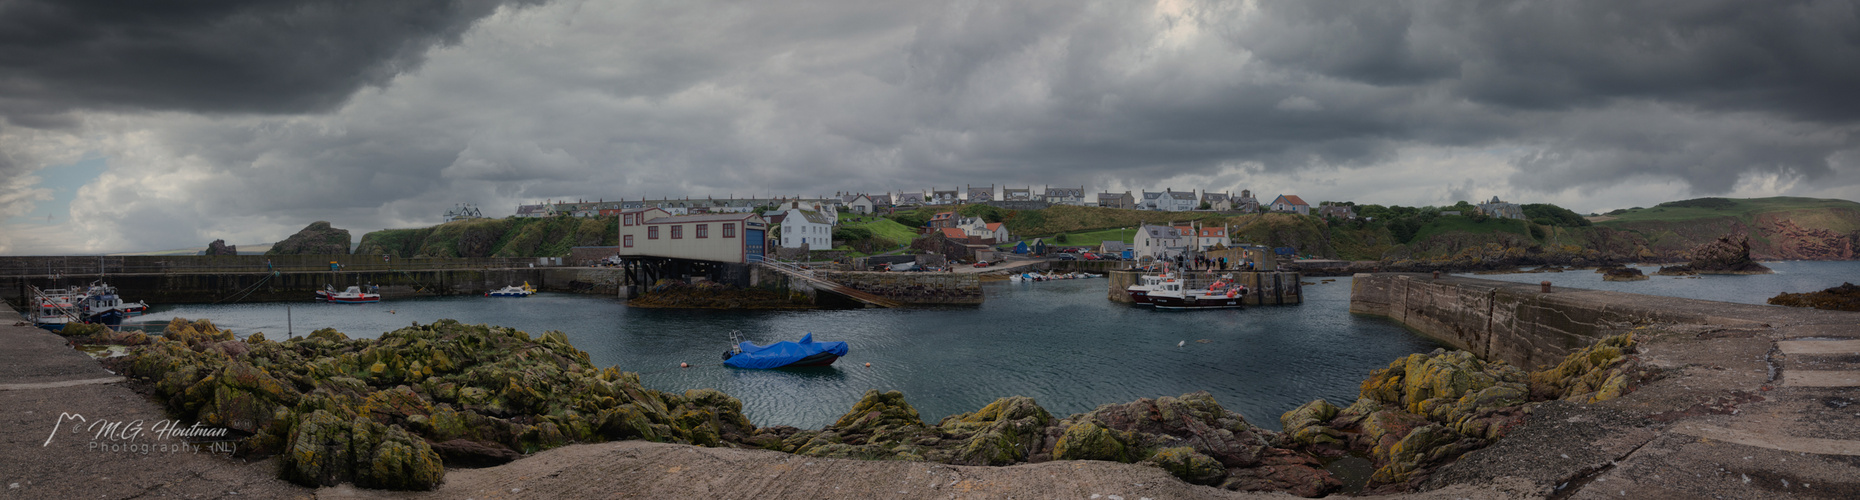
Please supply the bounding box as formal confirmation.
[1195,227,1227,250]
[928,211,958,229]
[1269,195,1311,215]
[984,222,1010,242]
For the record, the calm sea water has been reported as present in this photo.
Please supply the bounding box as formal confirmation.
[1454,261,1860,305]
[127,276,1442,431]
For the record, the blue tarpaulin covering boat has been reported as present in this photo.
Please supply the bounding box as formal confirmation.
[723,333,849,369]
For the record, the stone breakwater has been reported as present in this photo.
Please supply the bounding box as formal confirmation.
[62,313,1649,496]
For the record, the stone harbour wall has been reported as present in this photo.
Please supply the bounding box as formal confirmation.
[1349,273,1779,370]
[819,271,983,305]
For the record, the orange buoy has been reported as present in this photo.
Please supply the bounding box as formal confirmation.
[864,362,872,367]
[680,362,689,368]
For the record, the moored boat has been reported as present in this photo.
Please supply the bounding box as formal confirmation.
[486,282,537,297]
[27,293,81,332]
[1123,272,1176,305]
[326,285,381,304]
[77,282,148,325]
[1148,276,1248,310]
[722,332,848,369]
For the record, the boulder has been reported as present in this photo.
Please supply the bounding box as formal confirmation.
[1656,236,1772,275]
[1148,446,1227,485]
[1601,267,1648,281]
[935,396,1053,466]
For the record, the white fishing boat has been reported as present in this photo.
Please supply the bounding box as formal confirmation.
[75,282,148,326]
[1147,276,1248,310]
[26,291,83,332]
[486,282,537,297]
[1123,273,1176,305]
[325,285,381,304]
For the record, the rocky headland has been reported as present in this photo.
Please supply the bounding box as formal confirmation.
[1768,282,1860,312]
[53,316,1654,496]
[267,221,353,255]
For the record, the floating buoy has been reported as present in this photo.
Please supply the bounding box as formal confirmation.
[1178,340,1186,347]
[680,362,689,368]
[864,362,872,367]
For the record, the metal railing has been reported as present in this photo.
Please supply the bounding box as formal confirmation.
[758,259,902,308]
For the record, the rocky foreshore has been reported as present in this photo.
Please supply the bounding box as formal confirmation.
[45,316,1659,497]
[1768,282,1860,311]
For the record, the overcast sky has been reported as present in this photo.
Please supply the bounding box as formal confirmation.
[2,0,1857,254]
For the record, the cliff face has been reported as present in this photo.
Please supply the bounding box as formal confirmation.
[266,221,351,255]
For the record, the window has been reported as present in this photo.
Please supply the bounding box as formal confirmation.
[624,235,634,247]
[624,214,634,226]
[671,225,683,239]
[696,224,708,238]
[648,226,660,239]
[723,223,736,238]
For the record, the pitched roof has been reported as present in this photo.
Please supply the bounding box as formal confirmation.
[643,212,761,224]
[1202,192,1230,202]
[931,211,955,220]
[985,222,1003,231]
[1198,228,1226,237]
[1140,224,1182,239]
[792,210,831,224]
[1098,192,1128,200]
[1100,241,1128,252]
[939,228,968,239]
[1166,191,1197,200]
[1277,195,1309,206]
[1045,187,1082,196]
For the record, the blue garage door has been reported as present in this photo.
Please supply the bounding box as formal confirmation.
[745,229,765,261]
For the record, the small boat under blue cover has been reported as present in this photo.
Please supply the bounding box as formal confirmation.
[723,333,848,369]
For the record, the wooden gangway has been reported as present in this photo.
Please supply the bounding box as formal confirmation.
[757,260,902,308]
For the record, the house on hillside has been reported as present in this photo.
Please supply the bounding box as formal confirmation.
[984,222,1010,242]
[931,188,961,205]
[515,203,555,218]
[896,192,925,206]
[845,194,876,215]
[1043,186,1085,206]
[869,193,893,209]
[1270,195,1311,215]
[1098,191,1135,209]
[1156,190,1198,211]
[617,208,769,263]
[1133,224,1188,259]
[1317,203,1356,220]
[778,208,834,251]
[1477,196,1526,220]
[928,211,958,229]
[957,216,988,237]
[1003,187,1033,201]
[1140,191,1166,210]
[1201,192,1232,211]
[1235,190,1261,213]
[968,185,994,203]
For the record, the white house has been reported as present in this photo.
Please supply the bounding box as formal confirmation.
[616,208,769,263]
[984,222,1011,242]
[1042,186,1085,206]
[779,208,834,251]
[1133,224,1188,259]
[1270,195,1311,215]
[957,216,989,238]
[845,194,876,215]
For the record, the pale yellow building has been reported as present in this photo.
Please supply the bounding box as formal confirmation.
[617,208,769,263]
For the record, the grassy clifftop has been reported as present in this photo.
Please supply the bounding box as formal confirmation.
[354,216,617,258]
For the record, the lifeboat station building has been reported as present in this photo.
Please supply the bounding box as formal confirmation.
[615,208,769,294]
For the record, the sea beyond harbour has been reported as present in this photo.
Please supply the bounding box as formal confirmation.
[124,261,1860,431]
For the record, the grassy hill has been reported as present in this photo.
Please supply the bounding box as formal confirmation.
[354,216,617,258]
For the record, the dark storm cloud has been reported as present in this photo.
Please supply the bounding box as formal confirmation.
[0,0,533,127]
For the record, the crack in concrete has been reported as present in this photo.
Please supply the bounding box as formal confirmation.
[1547,432,1660,500]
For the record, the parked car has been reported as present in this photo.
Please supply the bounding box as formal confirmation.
[1056,253,1078,261]
[1081,252,1100,261]
[972,261,991,268]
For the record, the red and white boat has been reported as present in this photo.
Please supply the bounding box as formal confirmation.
[319,285,381,304]
[1147,277,1247,310]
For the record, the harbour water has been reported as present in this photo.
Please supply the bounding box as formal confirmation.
[123,261,1860,431]
[129,276,1437,431]
[1455,261,1860,305]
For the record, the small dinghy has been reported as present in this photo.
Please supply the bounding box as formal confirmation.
[722,332,848,369]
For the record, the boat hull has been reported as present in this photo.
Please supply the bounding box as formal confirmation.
[330,297,380,304]
[1150,295,1245,309]
[1126,289,1155,305]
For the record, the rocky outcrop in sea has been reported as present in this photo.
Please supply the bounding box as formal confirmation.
[1654,236,1772,275]
[205,239,238,256]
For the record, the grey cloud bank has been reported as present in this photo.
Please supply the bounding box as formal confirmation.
[1,0,1856,254]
